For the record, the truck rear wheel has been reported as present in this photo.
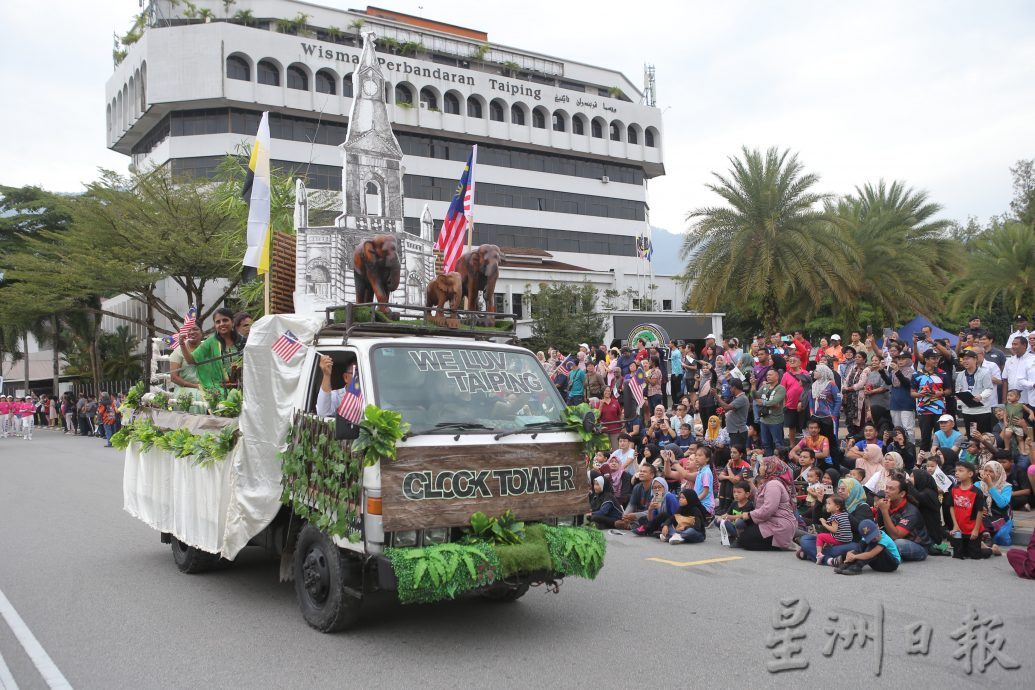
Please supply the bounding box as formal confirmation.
[293,524,362,632]
[171,537,219,574]
[481,583,530,603]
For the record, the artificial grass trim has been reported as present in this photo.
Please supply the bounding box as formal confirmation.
[496,524,553,577]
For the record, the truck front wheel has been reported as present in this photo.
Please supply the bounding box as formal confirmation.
[171,537,219,574]
[481,583,530,603]
[293,524,362,632]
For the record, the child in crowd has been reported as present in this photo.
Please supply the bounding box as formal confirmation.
[663,489,709,544]
[949,462,991,559]
[800,466,828,527]
[716,446,751,514]
[1003,389,1033,454]
[830,519,901,574]
[693,447,716,518]
[815,496,853,564]
[848,467,866,485]
[716,480,755,547]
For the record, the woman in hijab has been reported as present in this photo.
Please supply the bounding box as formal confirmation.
[855,444,884,485]
[909,467,945,548]
[587,474,625,528]
[797,476,868,562]
[886,426,916,472]
[802,467,840,528]
[663,488,709,544]
[978,458,1014,552]
[937,447,960,529]
[697,362,719,429]
[734,457,797,551]
[810,364,843,466]
[634,475,677,536]
[874,451,905,494]
[702,414,729,448]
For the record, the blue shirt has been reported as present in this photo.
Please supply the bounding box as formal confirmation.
[877,532,901,563]
[933,429,962,451]
[694,465,715,514]
[670,352,683,377]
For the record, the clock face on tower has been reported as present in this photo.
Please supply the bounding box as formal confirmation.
[362,78,379,97]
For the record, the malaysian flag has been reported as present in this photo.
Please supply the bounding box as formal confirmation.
[271,330,303,362]
[165,306,198,350]
[556,355,576,376]
[336,369,364,424]
[435,146,477,273]
[626,373,645,410]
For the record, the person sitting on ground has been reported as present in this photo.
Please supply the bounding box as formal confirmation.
[845,423,885,462]
[855,443,884,485]
[663,489,710,544]
[999,454,1032,511]
[646,405,675,445]
[909,466,947,551]
[1002,388,1034,454]
[949,461,991,560]
[797,477,869,563]
[617,463,659,530]
[815,495,854,564]
[601,452,633,506]
[790,419,832,468]
[875,473,932,561]
[701,414,729,448]
[716,445,751,514]
[829,519,902,575]
[674,423,695,455]
[634,473,677,536]
[802,467,839,528]
[727,456,797,551]
[1007,529,1035,579]
[872,451,905,494]
[586,474,625,528]
[978,458,1014,554]
[931,414,964,455]
[716,480,755,547]
[885,426,917,472]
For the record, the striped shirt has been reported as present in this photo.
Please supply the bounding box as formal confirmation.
[827,511,853,543]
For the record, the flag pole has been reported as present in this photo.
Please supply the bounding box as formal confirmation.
[465,145,478,250]
[263,227,272,315]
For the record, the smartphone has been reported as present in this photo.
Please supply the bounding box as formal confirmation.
[824,485,834,494]
[866,325,873,336]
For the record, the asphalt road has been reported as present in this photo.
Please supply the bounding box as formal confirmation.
[1,431,1033,689]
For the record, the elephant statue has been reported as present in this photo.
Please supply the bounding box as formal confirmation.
[353,234,401,319]
[426,272,463,328]
[455,244,502,326]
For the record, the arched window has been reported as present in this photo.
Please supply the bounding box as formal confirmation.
[591,119,603,138]
[645,128,657,147]
[419,87,438,110]
[315,70,336,94]
[257,60,280,86]
[343,73,354,97]
[532,108,546,129]
[443,92,461,114]
[365,181,383,216]
[627,125,638,144]
[287,65,308,90]
[511,104,525,125]
[226,55,250,81]
[489,100,504,122]
[552,112,566,132]
[395,83,414,105]
[609,122,621,141]
[467,97,482,118]
[572,116,585,135]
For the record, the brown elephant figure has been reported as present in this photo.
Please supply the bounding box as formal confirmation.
[426,272,463,328]
[455,244,502,326]
[353,234,401,319]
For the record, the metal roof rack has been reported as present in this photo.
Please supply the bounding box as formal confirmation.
[319,302,519,344]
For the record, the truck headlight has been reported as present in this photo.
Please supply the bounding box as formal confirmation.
[392,531,419,547]
[423,528,449,545]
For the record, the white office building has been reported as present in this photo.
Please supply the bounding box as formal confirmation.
[105,1,698,341]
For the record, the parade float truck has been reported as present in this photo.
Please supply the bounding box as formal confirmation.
[120,304,605,632]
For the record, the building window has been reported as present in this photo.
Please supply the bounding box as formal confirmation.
[467,97,483,118]
[532,109,546,129]
[257,60,280,86]
[591,119,603,138]
[287,65,308,91]
[419,87,437,110]
[226,55,249,81]
[511,293,523,319]
[315,70,336,95]
[609,122,621,141]
[645,128,657,147]
[443,92,461,114]
[572,117,584,135]
[632,298,641,310]
[663,299,672,311]
[627,126,638,144]
[552,113,566,132]
[494,293,506,314]
[489,100,504,121]
[395,84,414,105]
[343,73,354,97]
[365,181,383,216]
[511,104,525,125]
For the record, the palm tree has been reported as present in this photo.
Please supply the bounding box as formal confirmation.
[952,220,1035,316]
[233,9,256,26]
[101,325,143,382]
[680,146,856,332]
[827,180,960,324]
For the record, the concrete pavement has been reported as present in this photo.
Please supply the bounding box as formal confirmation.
[1,433,1032,689]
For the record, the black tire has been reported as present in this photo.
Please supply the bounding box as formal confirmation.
[293,524,362,632]
[171,537,220,574]
[480,583,530,603]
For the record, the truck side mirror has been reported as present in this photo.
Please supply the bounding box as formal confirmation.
[335,416,360,441]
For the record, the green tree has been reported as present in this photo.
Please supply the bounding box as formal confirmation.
[680,146,856,332]
[101,325,143,381]
[827,180,960,324]
[524,282,606,353]
[951,220,1035,317]
[1009,159,1035,228]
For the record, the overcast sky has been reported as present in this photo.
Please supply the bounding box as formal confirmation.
[2,0,1033,233]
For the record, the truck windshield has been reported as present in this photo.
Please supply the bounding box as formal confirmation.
[371,345,566,434]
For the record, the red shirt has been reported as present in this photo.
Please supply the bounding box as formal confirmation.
[598,397,623,433]
[951,484,985,534]
[781,370,804,410]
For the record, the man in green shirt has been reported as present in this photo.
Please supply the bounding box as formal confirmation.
[180,308,241,390]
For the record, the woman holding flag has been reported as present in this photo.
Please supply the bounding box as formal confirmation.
[180,307,242,391]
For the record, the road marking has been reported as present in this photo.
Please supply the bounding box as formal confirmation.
[0,649,20,690]
[647,555,744,567]
[0,589,72,689]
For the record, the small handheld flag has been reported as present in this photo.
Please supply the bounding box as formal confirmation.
[337,369,364,423]
[627,374,645,410]
[179,306,197,341]
[556,355,576,377]
[435,146,477,273]
[271,330,303,362]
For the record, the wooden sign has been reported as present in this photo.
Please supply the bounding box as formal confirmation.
[381,442,588,532]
